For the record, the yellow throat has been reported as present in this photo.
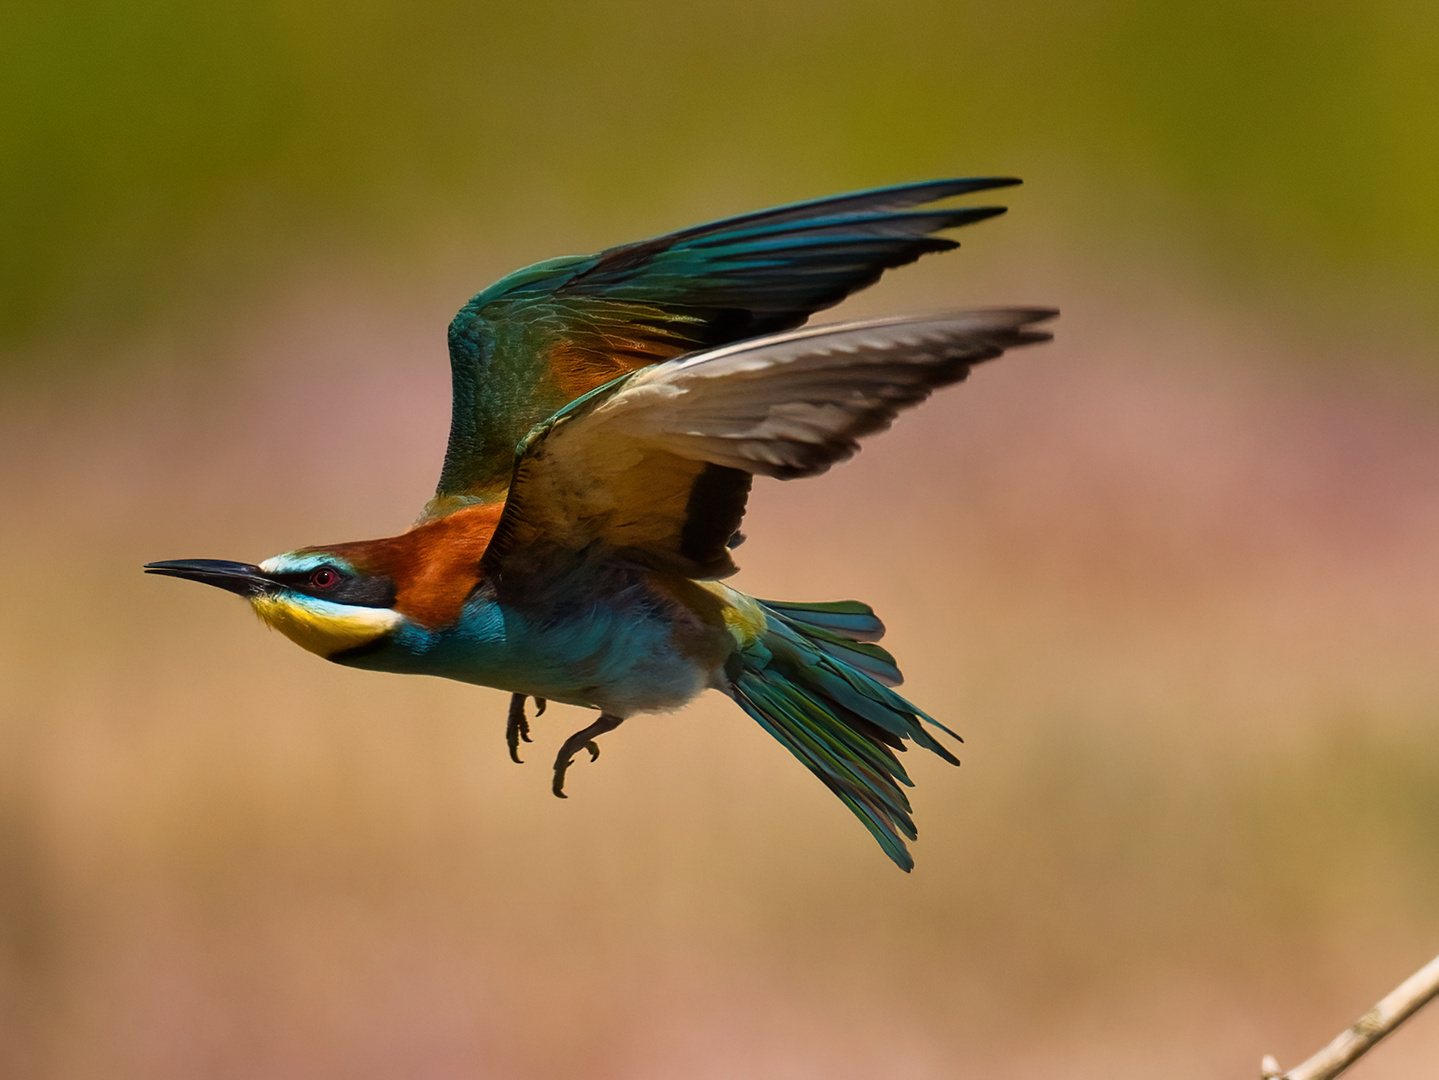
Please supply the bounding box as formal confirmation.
[250,593,402,658]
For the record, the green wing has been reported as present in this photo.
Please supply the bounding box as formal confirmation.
[426,177,1021,516]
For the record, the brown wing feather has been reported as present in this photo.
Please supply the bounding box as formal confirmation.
[482,309,1055,581]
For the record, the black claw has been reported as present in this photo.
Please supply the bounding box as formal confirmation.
[506,694,533,764]
[551,761,572,799]
[535,697,547,716]
[550,713,625,798]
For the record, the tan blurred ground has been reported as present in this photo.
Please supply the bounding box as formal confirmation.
[2,254,1438,1078]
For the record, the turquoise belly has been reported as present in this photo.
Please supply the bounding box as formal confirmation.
[337,574,724,715]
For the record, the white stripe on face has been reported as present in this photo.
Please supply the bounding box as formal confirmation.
[259,552,348,575]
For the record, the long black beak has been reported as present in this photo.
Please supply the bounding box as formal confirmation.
[144,559,272,597]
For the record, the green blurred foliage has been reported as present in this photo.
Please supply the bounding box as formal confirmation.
[2,0,1437,356]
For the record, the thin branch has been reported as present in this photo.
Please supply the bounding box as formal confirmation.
[1262,952,1439,1080]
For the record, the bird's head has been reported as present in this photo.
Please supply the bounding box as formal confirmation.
[143,550,406,659]
[145,503,505,661]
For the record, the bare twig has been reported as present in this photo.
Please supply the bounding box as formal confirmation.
[1261,952,1439,1080]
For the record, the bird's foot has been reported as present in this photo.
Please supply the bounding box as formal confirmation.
[506,694,535,764]
[552,712,625,798]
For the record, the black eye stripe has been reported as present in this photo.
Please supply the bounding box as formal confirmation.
[269,569,398,609]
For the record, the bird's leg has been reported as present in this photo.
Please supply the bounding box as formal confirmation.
[506,694,534,764]
[552,712,625,798]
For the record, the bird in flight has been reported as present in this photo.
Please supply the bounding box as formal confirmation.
[147,178,1055,870]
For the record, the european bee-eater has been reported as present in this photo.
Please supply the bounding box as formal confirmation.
[147,178,1055,870]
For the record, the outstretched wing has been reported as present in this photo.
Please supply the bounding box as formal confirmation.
[430,178,1022,512]
[481,309,1056,581]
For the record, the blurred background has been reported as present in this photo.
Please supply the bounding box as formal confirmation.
[3,1,1439,1076]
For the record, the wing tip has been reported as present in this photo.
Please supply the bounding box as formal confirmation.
[901,176,1024,199]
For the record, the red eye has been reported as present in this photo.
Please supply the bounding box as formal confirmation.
[309,567,339,589]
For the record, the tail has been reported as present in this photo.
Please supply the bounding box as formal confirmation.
[726,597,960,872]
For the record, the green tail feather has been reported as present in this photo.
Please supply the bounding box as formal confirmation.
[756,598,886,641]
[729,599,962,872]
